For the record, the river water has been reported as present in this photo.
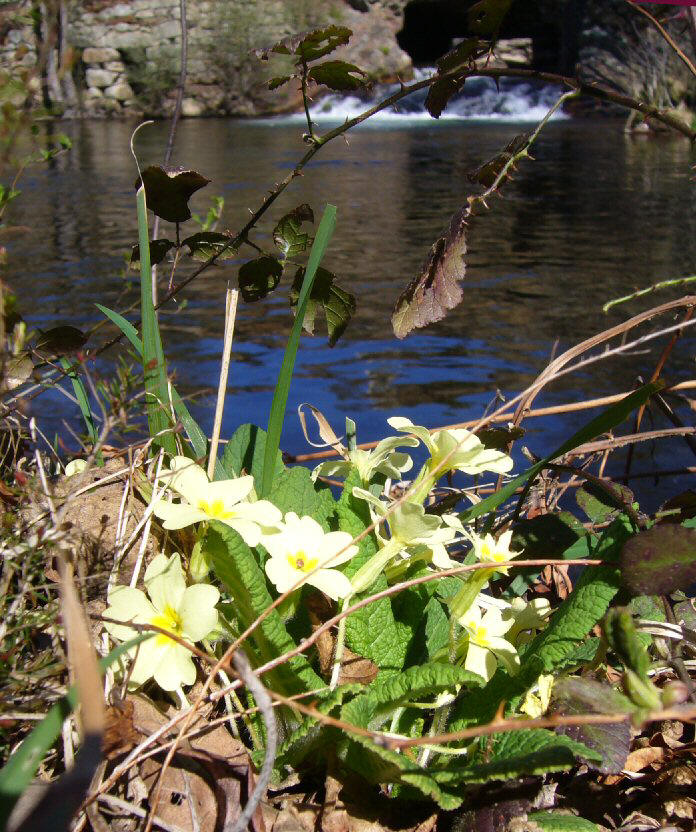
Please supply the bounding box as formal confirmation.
[6,80,696,507]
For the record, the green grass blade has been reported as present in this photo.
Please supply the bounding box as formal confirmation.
[59,357,99,450]
[136,187,177,456]
[0,635,148,827]
[461,380,664,523]
[95,303,209,462]
[260,204,337,497]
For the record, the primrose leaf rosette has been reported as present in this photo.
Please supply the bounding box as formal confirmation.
[104,553,219,691]
[152,456,282,546]
[263,512,358,600]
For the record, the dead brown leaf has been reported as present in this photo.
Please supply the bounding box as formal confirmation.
[625,746,667,772]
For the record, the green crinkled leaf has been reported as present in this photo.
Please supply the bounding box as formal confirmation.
[253,25,352,63]
[341,734,463,809]
[603,608,651,677]
[206,522,322,696]
[219,423,284,483]
[338,470,409,672]
[423,596,450,659]
[182,231,237,262]
[268,74,294,90]
[366,663,483,719]
[291,266,356,346]
[268,465,336,531]
[576,481,635,524]
[528,813,599,832]
[130,238,174,269]
[308,60,368,91]
[238,256,284,302]
[275,683,360,773]
[437,730,600,784]
[621,524,696,595]
[134,165,210,224]
[273,204,314,259]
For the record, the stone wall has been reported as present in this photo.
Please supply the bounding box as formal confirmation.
[0,0,413,117]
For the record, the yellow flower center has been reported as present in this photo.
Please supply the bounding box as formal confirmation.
[198,498,236,520]
[469,624,489,646]
[150,604,184,646]
[287,550,319,573]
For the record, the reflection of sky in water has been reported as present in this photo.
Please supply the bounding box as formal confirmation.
[6,109,696,510]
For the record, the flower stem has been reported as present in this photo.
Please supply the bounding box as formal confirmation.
[330,596,350,690]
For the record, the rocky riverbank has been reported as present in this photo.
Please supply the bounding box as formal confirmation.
[0,0,694,120]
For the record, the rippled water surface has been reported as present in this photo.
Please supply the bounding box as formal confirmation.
[7,107,696,506]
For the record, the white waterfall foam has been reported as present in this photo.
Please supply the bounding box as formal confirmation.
[275,73,568,125]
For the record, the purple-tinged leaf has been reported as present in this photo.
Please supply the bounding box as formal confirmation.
[130,238,174,270]
[134,165,210,223]
[273,204,314,259]
[253,25,352,63]
[391,206,467,339]
[238,256,283,302]
[34,326,88,357]
[621,525,696,595]
[467,0,513,36]
[425,75,468,119]
[553,678,632,774]
[467,132,532,187]
[308,60,368,91]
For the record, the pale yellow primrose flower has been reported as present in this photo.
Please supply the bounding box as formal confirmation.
[263,512,358,601]
[312,433,417,485]
[103,553,219,691]
[152,456,282,547]
[387,417,513,479]
[459,603,520,682]
[353,487,460,569]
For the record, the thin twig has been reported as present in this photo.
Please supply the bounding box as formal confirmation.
[207,287,238,480]
[624,0,696,78]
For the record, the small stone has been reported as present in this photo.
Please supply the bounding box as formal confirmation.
[104,80,134,101]
[181,97,205,117]
[82,46,120,64]
[85,86,103,98]
[103,60,126,72]
[85,68,117,88]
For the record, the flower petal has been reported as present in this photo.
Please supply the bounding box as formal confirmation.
[164,456,210,504]
[179,584,220,642]
[205,476,254,507]
[318,531,358,568]
[225,517,262,547]
[145,553,186,612]
[308,568,353,601]
[265,557,302,594]
[234,499,283,526]
[387,416,433,451]
[152,642,197,690]
[104,586,157,642]
[126,634,162,686]
[153,500,209,530]
[465,641,497,682]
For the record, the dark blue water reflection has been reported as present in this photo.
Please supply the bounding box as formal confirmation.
[5,116,696,508]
